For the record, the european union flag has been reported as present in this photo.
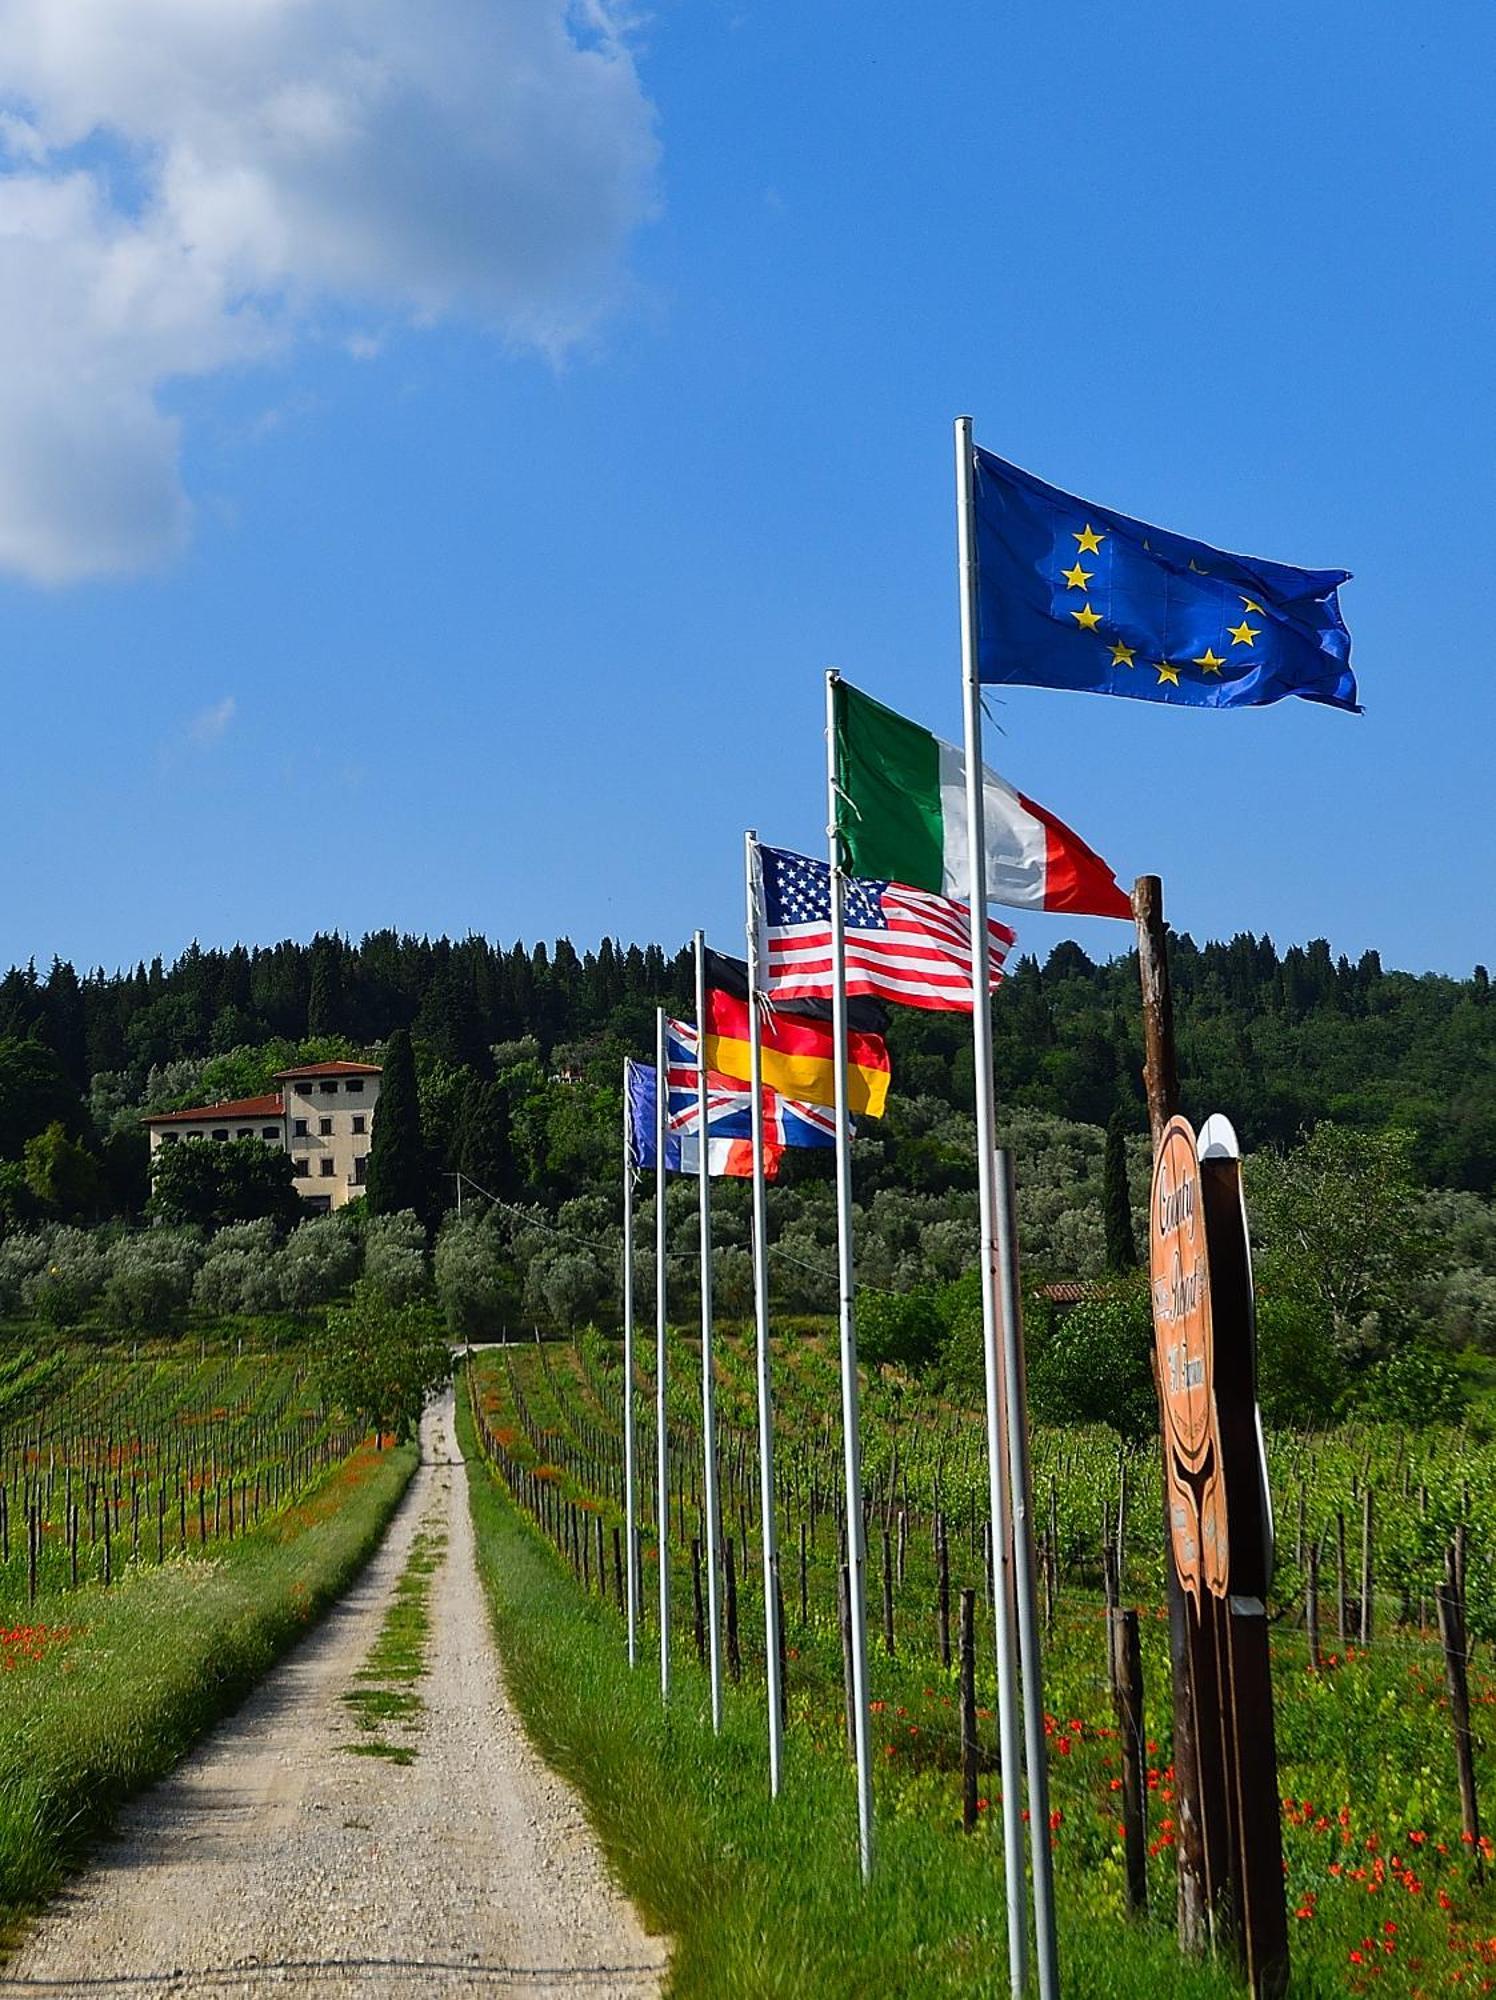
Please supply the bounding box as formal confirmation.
[972,447,1358,713]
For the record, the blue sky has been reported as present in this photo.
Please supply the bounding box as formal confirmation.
[2,0,1493,980]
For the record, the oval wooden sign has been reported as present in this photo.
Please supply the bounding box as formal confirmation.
[1150,1115,1228,1600]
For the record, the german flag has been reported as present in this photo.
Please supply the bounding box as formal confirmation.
[703,950,891,1118]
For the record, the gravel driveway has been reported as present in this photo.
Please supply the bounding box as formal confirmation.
[0,1390,668,1998]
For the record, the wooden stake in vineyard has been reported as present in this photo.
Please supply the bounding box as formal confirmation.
[1136,874,1289,1998]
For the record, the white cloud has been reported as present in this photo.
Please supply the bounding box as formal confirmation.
[186,695,237,748]
[0,0,659,583]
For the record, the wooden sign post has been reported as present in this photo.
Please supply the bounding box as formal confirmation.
[1136,878,1288,1997]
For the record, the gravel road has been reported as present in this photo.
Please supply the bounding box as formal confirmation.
[0,1391,668,1998]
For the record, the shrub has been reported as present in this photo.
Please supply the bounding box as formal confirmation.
[313,1280,451,1442]
[1356,1345,1466,1428]
[280,1212,362,1313]
[101,1231,202,1332]
[434,1213,511,1341]
[523,1245,606,1332]
[19,1229,108,1325]
[1255,1295,1344,1428]
[1026,1282,1156,1441]
[364,1210,427,1307]
[858,1288,945,1373]
[190,1221,296,1318]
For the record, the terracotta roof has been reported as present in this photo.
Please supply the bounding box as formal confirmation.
[143,1093,285,1127]
[273,1060,383,1080]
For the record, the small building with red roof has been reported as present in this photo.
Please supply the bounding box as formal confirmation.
[142,1059,383,1214]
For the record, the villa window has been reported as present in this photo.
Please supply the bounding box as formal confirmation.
[319,1116,333,1136]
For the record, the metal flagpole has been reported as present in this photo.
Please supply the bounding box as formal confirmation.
[995,1148,1060,1996]
[655,1007,671,1701]
[745,832,785,1796]
[693,931,724,1733]
[954,413,1040,1996]
[824,669,875,1881]
[622,1061,639,1669]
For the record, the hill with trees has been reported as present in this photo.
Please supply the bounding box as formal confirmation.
[1,923,1493,1425]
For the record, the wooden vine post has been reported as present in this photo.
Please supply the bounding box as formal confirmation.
[1135,875,1289,1997]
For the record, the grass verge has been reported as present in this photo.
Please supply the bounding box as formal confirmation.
[457,1383,1252,2000]
[341,1519,446,1764]
[0,1436,417,1937]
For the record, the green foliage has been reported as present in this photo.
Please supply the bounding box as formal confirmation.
[313,1280,451,1442]
[278,1211,362,1312]
[1103,1112,1139,1273]
[522,1243,606,1331]
[0,1038,86,1160]
[1026,1282,1158,1440]
[148,1137,301,1232]
[23,1122,103,1222]
[1249,1124,1431,1366]
[1254,1295,1343,1428]
[1356,1344,1467,1427]
[363,1209,428,1306]
[366,1029,432,1222]
[451,1077,517,1199]
[434,1211,513,1340]
[858,1287,945,1372]
[101,1231,202,1331]
[0,1161,41,1237]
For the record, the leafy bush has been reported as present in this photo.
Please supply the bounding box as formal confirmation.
[101,1231,202,1332]
[1356,1345,1466,1427]
[1255,1295,1343,1428]
[1027,1283,1157,1441]
[19,1229,108,1325]
[313,1281,451,1441]
[858,1288,945,1373]
[279,1212,362,1312]
[148,1138,300,1232]
[434,1213,511,1341]
[192,1221,285,1317]
[523,1244,606,1332]
[363,1210,427,1306]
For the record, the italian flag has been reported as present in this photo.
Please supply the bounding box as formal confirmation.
[833,680,1132,919]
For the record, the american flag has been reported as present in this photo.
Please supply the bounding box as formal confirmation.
[753,844,1015,1013]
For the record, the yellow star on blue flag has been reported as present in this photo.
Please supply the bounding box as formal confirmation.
[970,447,1358,712]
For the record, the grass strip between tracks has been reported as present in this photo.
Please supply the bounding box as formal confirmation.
[0,1436,418,1939]
[457,1381,1246,2000]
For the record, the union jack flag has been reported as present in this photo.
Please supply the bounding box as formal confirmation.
[627,1055,760,1177]
[665,1019,842,1152]
[753,843,1015,1013]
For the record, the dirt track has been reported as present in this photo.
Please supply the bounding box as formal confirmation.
[0,1391,667,1998]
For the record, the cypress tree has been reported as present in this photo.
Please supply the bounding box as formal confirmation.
[1103,1111,1138,1274]
[307,937,344,1038]
[366,1028,432,1219]
[453,1079,516,1200]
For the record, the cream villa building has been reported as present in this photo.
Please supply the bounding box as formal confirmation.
[142,1060,383,1214]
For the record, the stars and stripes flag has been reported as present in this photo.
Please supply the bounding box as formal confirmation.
[752,842,1015,1014]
